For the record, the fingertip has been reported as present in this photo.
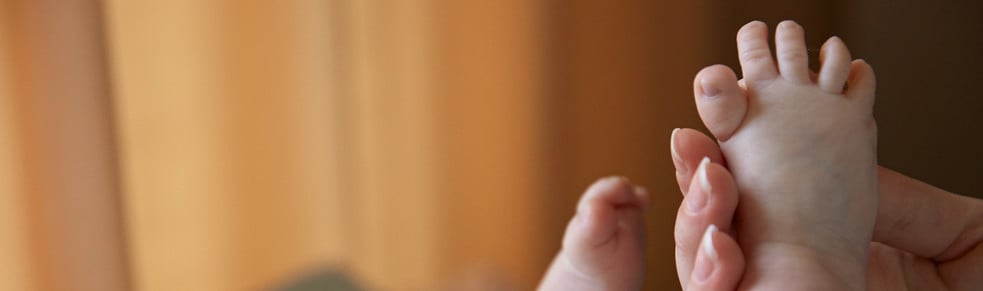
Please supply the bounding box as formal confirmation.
[671,128,683,168]
[674,160,742,289]
[703,162,739,211]
[675,128,726,162]
[702,224,720,260]
[671,128,726,197]
[687,225,745,290]
[711,228,745,285]
[691,225,720,284]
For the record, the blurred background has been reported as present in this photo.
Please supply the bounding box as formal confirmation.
[0,0,980,290]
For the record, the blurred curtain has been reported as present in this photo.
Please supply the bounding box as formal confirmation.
[0,0,804,290]
[2,0,571,289]
[4,0,979,290]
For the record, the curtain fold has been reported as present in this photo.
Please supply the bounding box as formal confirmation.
[1,0,709,289]
[1,1,128,290]
[108,1,346,290]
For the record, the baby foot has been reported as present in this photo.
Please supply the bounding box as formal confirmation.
[694,21,878,290]
[538,177,649,291]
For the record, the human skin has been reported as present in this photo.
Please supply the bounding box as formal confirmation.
[672,127,983,291]
[689,19,879,290]
[542,19,983,291]
[539,128,983,291]
[544,18,875,290]
[538,176,650,291]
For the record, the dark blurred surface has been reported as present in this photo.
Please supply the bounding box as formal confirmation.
[270,269,363,291]
[847,0,983,198]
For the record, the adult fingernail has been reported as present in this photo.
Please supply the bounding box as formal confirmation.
[686,157,711,212]
[670,128,685,173]
[693,224,719,282]
[702,224,719,259]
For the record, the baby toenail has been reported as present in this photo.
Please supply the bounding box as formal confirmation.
[700,78,721,97]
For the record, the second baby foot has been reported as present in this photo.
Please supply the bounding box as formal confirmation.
[538,177,649,291]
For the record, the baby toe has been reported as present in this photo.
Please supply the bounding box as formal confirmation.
[818,36,852,94]
[736,21,779,82]
[694,65,748,142]
[845,59,877,109]
[775,20,811,83]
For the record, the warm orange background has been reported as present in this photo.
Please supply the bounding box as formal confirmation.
[1,0,980,290]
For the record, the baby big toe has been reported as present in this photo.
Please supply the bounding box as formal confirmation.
[694,65,748,142]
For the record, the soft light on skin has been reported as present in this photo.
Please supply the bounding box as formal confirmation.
[702,224,719,260]
[697,157,712,194]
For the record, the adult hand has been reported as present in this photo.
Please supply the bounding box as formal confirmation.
[671,128,983,290]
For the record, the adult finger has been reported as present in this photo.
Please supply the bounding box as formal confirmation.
[873,167,983,261]
[669,135,983,262]
[671,128,726,195]
[675,158,740,287]
[684,225,745,291]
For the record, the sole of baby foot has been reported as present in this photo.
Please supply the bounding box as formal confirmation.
[694,20,878,291]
